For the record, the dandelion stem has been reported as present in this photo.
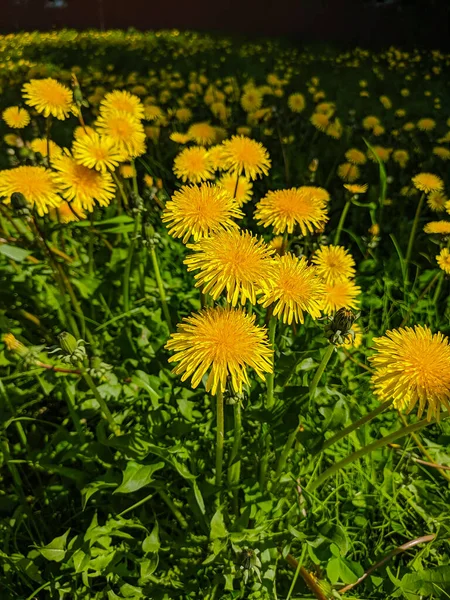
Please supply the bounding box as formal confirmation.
[334,198,351,245]
[228,401,242,514]
[123,211,141,312]
[265,316,277,409]
[150,244,173,332]
[309,344,334,401]
[306,417,434,493]
[273,422,299,485]
[215,388,224,487]
[79,366,120,435]
[405,192,425,286]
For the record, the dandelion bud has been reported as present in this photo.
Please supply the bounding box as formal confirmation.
[58,332,78,356]
[10,192,30,217]
[3,333,29,358]
[308,158,319,172]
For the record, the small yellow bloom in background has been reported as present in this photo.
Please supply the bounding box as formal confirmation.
[395,108,406,117]
[22,78,73,120]
[345,148,367,165]
[255,187,328,235]
[392,149,409,168]
[144,174,154,187]
[184,229,275,306]
[322,279,361,315]
[173,146,214,183]
[437,248,450,274]
[417,118,436,132]
[187,122,217,145]
[50,201,86,223]
[379,95,392,109]
[73,125,96,141]
[310,112,330,132]
[288,93,306,113]
[119,163,136,179]
[240,88,263,113]
[170,132,190,144]
[424,221,450,235]
[2,106,30,129]
[337,162,360,183]
[100,89,145,120]
[433,147,450,161]
[427,192,447,212]
[400,88,410,97]
[403,122,415,132]
[367,146,392,163]
[31,138,63,159]
[362,115,380,130]
[52,154,116,212]
[0,165,62,216]
[259,253,325,325]
[72,131,125,172]
[175,107,192,123]
[218,173,253,207]
[165,306,273,395]
[368,223,380,236]
[412,173,443,194]
[221,135,270,180]
[4,134,22,147]
[162,182,243,244]
[370,325,450,420]
[312,245,356,284]
[270,236,284,255]
[315,102,335,117]
[145,126,160,143]
[344,183,368,194]
[143,105,164,122]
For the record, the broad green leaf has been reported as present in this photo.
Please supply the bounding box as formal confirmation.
[113,461,164,494]
[401,566,450,595]
[210,509,228,540]
[193,480,206,515]
[37,529,70,562]
[142,522,160,554]
[0,244,31,262]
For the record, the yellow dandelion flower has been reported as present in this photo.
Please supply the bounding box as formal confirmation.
[379,95,392,109]
[395,109,406,117]
[372,124,385,136]
[52,154,115,212]
[175,107,193,123]
[170,132,191,144]
[310,113,330,132]
[300,186,331,204]
[95,111,146,158]
[412,173,443,194]
[344,183,368,194]
[322,279,361,315]
[312,245,356,284]
[73,125,96,141]
[0,165,62,216]
[424,221,450,235]
[345,148,367,165]
[337,162,360,182]
[241,88,263,113]
[145,126,160,142]
[184,229,275,306]
[173,146,214,184]
[259,253,325,325]
[162,183,243,244]
[100,89,144,120]
[119,163,136,179]
[326,119,343,140]
[208,144,228,171]
[392,149,409,168]
[337,322,363,349]
[144,174,154,187]
[221,135,271,180]
[362,115,380,130]
[427,192,447,212]
[288,93,306,113]
[437,248,450,274]
[315,102,335,117]
[4,134,21,147]
[433,146,450,161]
[3,333,27,355]
[72,132,125,173]
[370,325,450,420]
[218,173,253,207]
[270,236,285,255]
[30,138,63,159]
[237,126,252,136]
[187,122,217,145]
[50,201,86,223]
[417,118,436,131]
[368,223,380,236]
[165,306,273,395]
[144,105,164,122]
[403,122,415,132]
[255,187,328,235]
[2,106,30,129]
[22,78,73,120]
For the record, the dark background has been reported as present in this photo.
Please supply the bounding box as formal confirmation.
[2,0,450,48]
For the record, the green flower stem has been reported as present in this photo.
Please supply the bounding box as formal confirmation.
[215,388,224,487]
[123,210,141,313]
[0,379,27,449]
[158,489,188,529]
[320,399,393,452]
[63,381,85,443]
[259,430,272,490]
[405,192,425,286]
[227,401,242,514]
[150,244,173,332]
[307,417,433,494]
[273,421,299,484]
[88,210,95,277]
[334,198,351,245]
[79,366,120,435]
[112,171,129,209]
[309,344,335,401]
[266,316,277,409]
[433,271,444,306]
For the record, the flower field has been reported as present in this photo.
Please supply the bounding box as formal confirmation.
[2,29,450,599]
